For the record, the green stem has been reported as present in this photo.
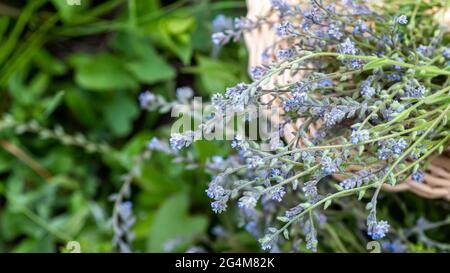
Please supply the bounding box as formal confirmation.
[265,122,430,159]
[262,165,319,194]
[265,52,450,77]
[271,183,377,240]
[373,104,450,200]
[394,135,450,177]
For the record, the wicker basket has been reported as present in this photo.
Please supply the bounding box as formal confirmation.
[244,0,450,201]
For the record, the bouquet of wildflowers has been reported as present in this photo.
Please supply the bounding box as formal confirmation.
[143,0,450,252]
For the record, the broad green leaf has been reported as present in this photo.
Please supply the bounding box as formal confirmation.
[363,58,390,70]
[192,140,229,164]
[12,237,54,253]
[118,132,153,169]
[183,55,240,94]
[113,32,176,84]
[145,14,196,64]
[424,94,450,105]
[101,92,139,136]
[125,45,175,84]
[0,16,10,41]
[415,66,450,78]
[147,192,208,252]
[72,53,138,91]
[33,49,67,75]
[136,163,183,198]
[29,72,50,96]
[64,87,97,126]
[135,0,160,17]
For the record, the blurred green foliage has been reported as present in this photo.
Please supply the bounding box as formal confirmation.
[0,0,252,253]
[0,0,448,253]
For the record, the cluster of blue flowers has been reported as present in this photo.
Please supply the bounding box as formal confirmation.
[206,175,230,214]
[340,170,375,190]
[138,91,156,109]
[360,76,376,98]
[396,15,408,25]
[404,80,427,98]
[320,156,340,175]
[350,129,370,144]
[411,170,425,183]
[368,220,390,240]
[112,201,136,253]
[169,132,195,150]
[377,138,408,160]
[141,0,450,252]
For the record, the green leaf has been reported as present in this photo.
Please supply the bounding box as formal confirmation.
[438,145,444,154]
[277,216,290,222]
[101,92,139,137]
[135,154,190,206]
[166,17,195,34]
[183,55,240,94]
[358,145,364,156]
[415,66,450,78]
[334,183,344,191]
[33,49,67,75]
[43,91,65,118]
[388,173,396,186]
[363,58,389,70]
[71,53,138,91]
[119,132,153,166]
[145,14,196,64]
[358,189,366,200]
[135,0,160,17]
[112,32,175,84]
[424,94,450,105]
[29,72,50,96]
[125,45,175,84]
[192,140,229,164]
[64,87,97,126]
[283,229,289,240]
[147,192,208,252]
[190,2,212,52]
[389,109,410,123]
